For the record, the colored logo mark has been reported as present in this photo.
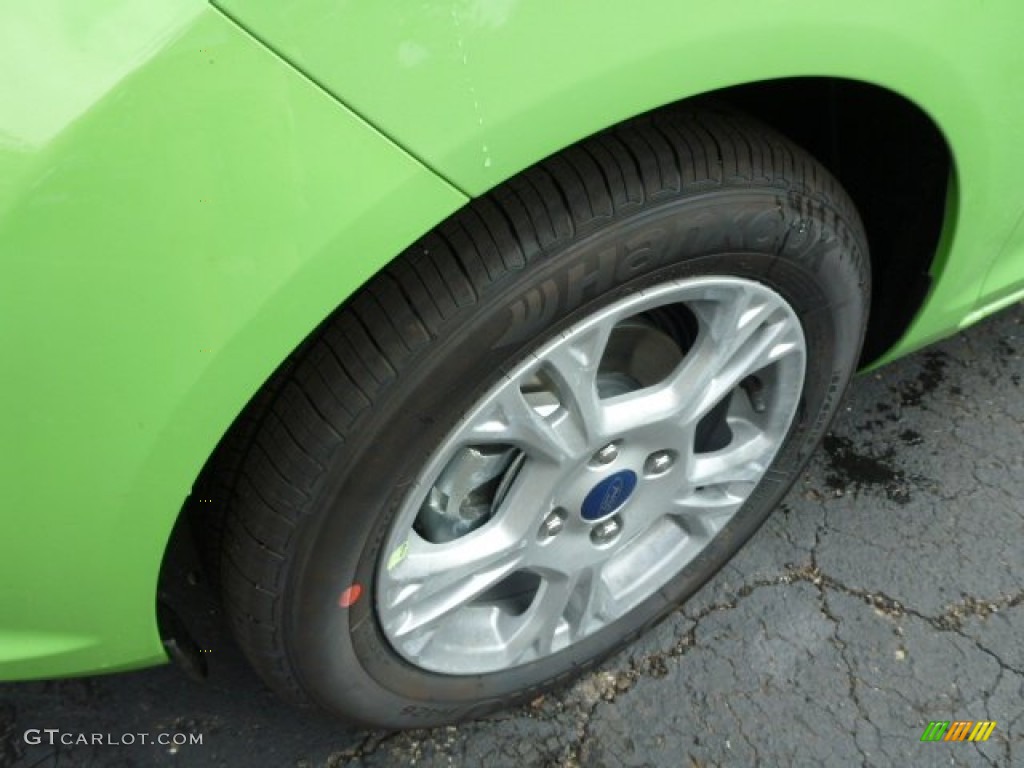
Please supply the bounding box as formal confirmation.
[581,470,637,521]
[920,720,997,742]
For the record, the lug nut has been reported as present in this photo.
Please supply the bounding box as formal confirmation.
[644,450,675,476]
[590,515,622,545]
[593,442,619,465]
[539,509,566,539]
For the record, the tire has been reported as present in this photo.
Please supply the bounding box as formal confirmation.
[220,105,869,729]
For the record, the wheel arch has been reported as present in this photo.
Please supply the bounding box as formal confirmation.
[164,74,953,584]
[215,0,1016,363]
[709,78,953,366]
[163,102,868,720]
[164,78,955,639]
[159,81,950,634]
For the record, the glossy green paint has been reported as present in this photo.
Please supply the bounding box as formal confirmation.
[4,0,1024,684]
[218,0,1024,359]
[0,2,464,678]
[967,208,1024,327]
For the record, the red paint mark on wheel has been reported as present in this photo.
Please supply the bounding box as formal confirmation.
[339,584,363,608]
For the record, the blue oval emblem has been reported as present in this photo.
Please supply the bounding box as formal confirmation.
[581,470,637,522]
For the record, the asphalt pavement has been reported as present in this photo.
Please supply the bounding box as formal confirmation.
[3,304,1023,768]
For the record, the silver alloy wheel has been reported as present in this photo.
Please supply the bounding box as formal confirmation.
[376,276,806,675]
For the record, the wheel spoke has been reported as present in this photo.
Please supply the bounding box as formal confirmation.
[599,347,705,436]
[688,419,773,487]
[500,569,578,661]
[599,288,801,436]
[379,530,526,639]
[667,420,772,538]
[462,383,574,464]
[688,294,802,422]
[667,492,744,539]
[562,566,610,641]
[381,452,565,641]
[463,320,614,461]
[535,321,615,447]
[485,457,564,539]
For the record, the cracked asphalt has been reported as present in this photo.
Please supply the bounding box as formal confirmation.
[3,304,1023,768]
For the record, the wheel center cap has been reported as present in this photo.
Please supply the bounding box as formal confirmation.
[581,470,637,522]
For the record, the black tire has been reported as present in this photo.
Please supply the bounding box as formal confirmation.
[219,105,869,728]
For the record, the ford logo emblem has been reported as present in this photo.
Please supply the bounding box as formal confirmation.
[581,470,637,522]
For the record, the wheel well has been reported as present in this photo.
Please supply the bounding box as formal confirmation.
[162,77,953,620]
[714,78,952,365]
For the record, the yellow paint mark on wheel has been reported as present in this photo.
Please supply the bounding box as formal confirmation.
[386,540,409,571]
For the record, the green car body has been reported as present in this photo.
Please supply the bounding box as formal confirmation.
[2,0,1023,682]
